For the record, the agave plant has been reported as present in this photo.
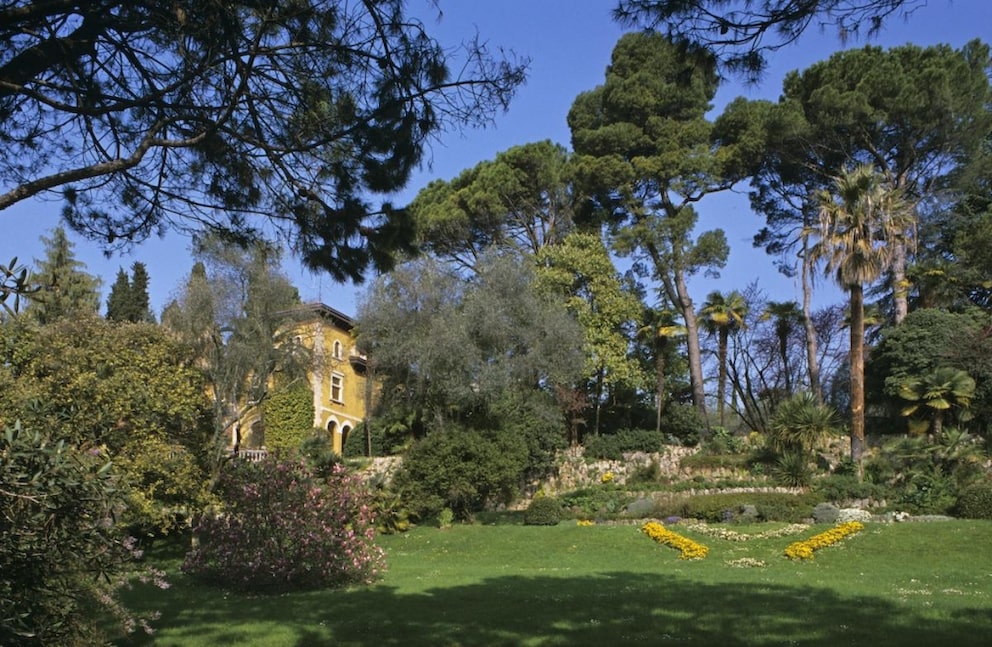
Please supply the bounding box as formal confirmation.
[767,392,840,456]
[897,367,975,437]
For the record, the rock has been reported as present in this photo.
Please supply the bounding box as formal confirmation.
[625,497,656,517]
[837,508,873,523]
[737,504,759,523]
[812,502,840,524]
[907,514,954,522]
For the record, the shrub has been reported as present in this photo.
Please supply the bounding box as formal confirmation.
[767,392,839,455]
[955,481,992,519]
[1,423,161,645]
[182,458,384,593]
[524,496,562,526]
[652,492,821,523]
[558,486,635,519]
[813,474,890,504]
[771,451,815,487]
[299,431,343,479]
[584,428,667,460]
[115,437,211,537]
[342,421,394,457]
[660,403,705,446]
[392,426,529,520]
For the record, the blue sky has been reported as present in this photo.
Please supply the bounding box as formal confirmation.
[3,0,989,317]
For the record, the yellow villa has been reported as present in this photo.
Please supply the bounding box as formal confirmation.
[237,302,371,456]
[293,302,370,454]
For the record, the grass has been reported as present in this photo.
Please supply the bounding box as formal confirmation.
[115,520,992,646]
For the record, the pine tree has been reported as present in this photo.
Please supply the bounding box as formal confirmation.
[26,227,101,324]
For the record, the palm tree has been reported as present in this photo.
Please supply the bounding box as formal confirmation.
[638,306,686,434]
[760,300,803,396]
[699,290,749,427]
[898,367,975,438]
[812,164,914,468]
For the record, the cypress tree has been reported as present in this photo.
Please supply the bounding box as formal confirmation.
[129,261,154,322]
[106,268,132,321]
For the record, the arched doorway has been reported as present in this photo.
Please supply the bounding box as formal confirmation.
[341,424,352,453]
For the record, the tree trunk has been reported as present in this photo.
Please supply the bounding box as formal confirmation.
[593,366,605,436]
[892,240,909,325]
[716,329,728,427]
[674,270,707,422]
[849,284,866,476]
[655,338,668,434]
[779,330,792,395]
[801,240,822,404]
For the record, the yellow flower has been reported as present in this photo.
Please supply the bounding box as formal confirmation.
[784,521,864,560]
[642,521,709,560]
[600,472,615,483]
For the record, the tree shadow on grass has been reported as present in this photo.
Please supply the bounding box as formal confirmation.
[120,570,992,647]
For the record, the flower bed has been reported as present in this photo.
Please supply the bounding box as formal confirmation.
[784,521,865,560]
[678,519,809,542]
[641,521,709,560]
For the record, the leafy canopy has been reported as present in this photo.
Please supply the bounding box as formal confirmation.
[0,0,527,281]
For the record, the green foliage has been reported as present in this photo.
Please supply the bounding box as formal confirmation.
[701,426,745,455]
[653,492,822,523]
[359,254,584,442]
[342,422,376,457]
[875,429,987,514]
[523,496,562,526]
[558,487,635,519]
[370,485,413,535]
[393,426,530,520]
[569,31,766,416]
[767,392,840,455]
[583,429,667,460]
[813,474,891,505]
[298,431,343,479]
[897,367,976,435]
[661,402,706,446]
[23,226,101,325]
[613,0,922,80]
[535,231,647,400]
[261,381,316,453]
[1,423,158,645]
[0,316,208,450]
[0,256,37,316]
[955,481,992,520]
[115,438,212,537]
[3,2,525,282]
[106,262,154,323]
[770,451,815,488]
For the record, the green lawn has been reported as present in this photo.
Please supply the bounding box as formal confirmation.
[117,520,992,646]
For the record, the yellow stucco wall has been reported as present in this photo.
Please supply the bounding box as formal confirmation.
[294,305,369,455]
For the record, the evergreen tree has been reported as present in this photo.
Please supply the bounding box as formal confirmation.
[106,261,153,322]
[25,227,101,324]
[105,268,131,322]
[129,261,153,323]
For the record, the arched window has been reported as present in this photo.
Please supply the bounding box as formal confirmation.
[341,424,352,450]
[333,340,343,359]
[326,419,337,435]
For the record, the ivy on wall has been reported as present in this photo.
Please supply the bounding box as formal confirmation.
[261,381,315,453]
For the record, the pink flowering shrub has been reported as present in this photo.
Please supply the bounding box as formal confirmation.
[182,458,385,592]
